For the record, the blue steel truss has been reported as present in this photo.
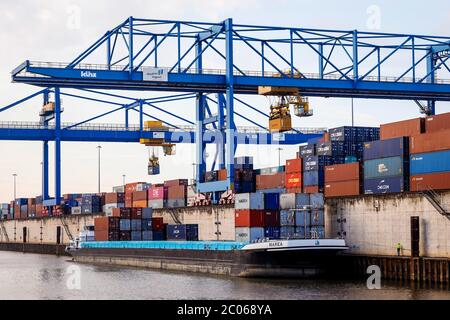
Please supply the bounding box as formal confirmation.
[6,17,450,201]
[0,88,322,204]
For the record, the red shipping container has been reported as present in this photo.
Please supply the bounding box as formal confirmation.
[164,179,189,188]
[410,173,450,192]
[263,210,280,227]
[380,118,424,140]
[325,163,360,183]
[111,208,122,217]
[410,130,450,154]
[287,187,303,194]
[132,191,148,201]
[95,217,120,232]
[148,187,168,200]
[325,180,361,198]
[125,182,147,194]
[105,192,125,204]
[425,113,450,133]
[235,210,265,228]
[152,217,164,231]
[131,208,143,219]
[256,173,285,190]
[286,158,303,174]
[218,169,227,181]
[285,173,302,189]
[167,185,187,199]
[304,186,320,194]
[323,132,330,143]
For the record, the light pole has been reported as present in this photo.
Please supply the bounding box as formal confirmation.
[97,146,102,193]
[277,148,283,167]
[12,174,17,200]
[122,174,126,186]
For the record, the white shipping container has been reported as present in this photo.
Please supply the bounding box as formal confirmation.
[113,185,125,193]
[71,207,82,215]
[235,227,265,243]
[235,193,264,210]
[280,193,310,209]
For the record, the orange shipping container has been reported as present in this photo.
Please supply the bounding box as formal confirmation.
[132,200,148,208]
[380,118,424,140]
[285,173,302,189]
[256,173,285,190]
[218,169,227,181]
[325,180,361,198]
[235,210,265,228]
[304,186,320,194]
[410,130,450,154]
[425,113,450,133]
[286,158,302,174]
[325,163,360,183]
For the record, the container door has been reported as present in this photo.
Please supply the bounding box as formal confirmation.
[22,227,27,243]
[56,226,62,245]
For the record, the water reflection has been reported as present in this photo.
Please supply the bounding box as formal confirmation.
[0,251,449,300]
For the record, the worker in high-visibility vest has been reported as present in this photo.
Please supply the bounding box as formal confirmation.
[396,243,402,256]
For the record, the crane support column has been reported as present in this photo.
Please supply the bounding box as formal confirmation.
[54,87,62,207]
[427,50,437,115]
[195,35,206,187]
[225,18,235,189]
[42,90,50,201]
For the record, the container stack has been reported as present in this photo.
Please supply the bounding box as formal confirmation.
[103,192,125,216]
[255,166,286,193]
[303,154,334,194]
[410,113,450,191]
[234,193,265,242]
[363,137,410,195]
[148,185,168,209]
[325,163,362,198]
[125,182,148,208]
[279,193,311,238]
[165,179,188,208]
[94,217,120,241]
[81,194,102,214]
[1,204,9,220]
[234,157,256,194]
[167,224,199,241]
[285,158,303,194]
[132,190,148,208]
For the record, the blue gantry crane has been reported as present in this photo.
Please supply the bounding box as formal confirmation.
[3,17,450,206]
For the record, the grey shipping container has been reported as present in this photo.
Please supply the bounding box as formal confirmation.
[142,208,153,219]
[235,193,264,210]
[280,210,296,226]
[166,199,187,208]
[280,193,310,210]
[148,199,166,209]
[142,231,153,241]
[309,193,325,209]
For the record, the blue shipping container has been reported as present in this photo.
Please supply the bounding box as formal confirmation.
[167,224,199,241]
[141,219,152,231]
[280,226,296,239]
[152,231,165,241]
[131,219,142,231]
[120,219,131,231]
[142,231,153,241]
[364,156,406,179]
[311,210,325,226]
[142,208,153,219]
[410,150,450,175]
[295,212,311,227]
[310,193,325,209]
[264,193,280,210]
[303,156,334,172]
[364,177,407,195]
[264,227,281,239]
[303,171,324,187]
[131,231,142,241]
[364,137,409,161]
[280,210,296,226]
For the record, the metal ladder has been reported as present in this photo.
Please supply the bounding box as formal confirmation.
[59,215,74,242]
[422,188,450,221]
[0,220,9,242]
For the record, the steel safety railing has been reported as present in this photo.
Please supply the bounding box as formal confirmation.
[14,61,450,85]
[0,121,325,135]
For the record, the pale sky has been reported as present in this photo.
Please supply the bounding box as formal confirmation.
[1,0,450,202]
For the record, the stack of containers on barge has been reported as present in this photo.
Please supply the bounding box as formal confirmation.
[279,193,310,238]
[255,166,286,194]
[1,203,9,220]
[166,179,189,208]
[285,158,303,194]
[234,157,256,194]
[148,184,168,209]
[125,182,148,208]
[410,113,450,191]
[235,193,265,242]
[81,194,102,214]
[103,192,125,216]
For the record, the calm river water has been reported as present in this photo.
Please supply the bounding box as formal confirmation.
[0,251,449,300]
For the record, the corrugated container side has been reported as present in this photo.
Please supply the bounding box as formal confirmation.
[410,172,450,192]
[279,193,309,209]
[256,173,285,190]
[410,130,450,154]
[325,180,361,198]
[286,158,303,174]
[235,227,265,242]
[364,156,406,179]
[285,173,302,189]
[364,177,407,195]
[364,137,409,161]
[325,163,360,183]
[235,210,265,228]
[425,113,450,133]
[235,193,264,210]
[410,151,450,175]
[380,118,424,140]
